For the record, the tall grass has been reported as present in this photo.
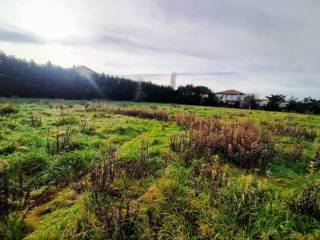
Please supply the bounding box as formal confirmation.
[1,100,319,239]
[87,141,142,239]
[46,127,76,154]
[171,120,274,170]
[109,107,169,121]
[29,116,42,127]
[268,122,317,141]
[117,140,155,179]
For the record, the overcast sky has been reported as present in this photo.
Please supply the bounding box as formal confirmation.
[0,0,319,98]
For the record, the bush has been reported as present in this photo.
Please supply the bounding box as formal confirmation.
[295,181,320,220]
[287,144,304,163]
[0,105,18,115]
[1,213,28,240]
[0,164,9,217]
[0,144,16,155]
[171,120,274,169]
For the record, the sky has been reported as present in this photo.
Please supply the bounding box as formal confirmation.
[0,0,319,98]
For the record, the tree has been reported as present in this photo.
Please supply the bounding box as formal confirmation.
[286,97,300,112]
[266,94,286,111]
[243,94,258,109]
[303,97,320,114]
[175,85,218,106]
[0,51,319,113]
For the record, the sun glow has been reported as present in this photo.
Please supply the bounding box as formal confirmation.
[17,1,76,40]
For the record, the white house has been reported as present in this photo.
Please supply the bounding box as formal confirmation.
[72,65,96,79]
[256,99,268,107]
[216,89,246,103]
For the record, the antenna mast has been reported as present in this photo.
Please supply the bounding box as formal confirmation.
[170,72,177,89]
[135,75,143,101]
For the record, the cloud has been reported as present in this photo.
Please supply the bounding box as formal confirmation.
[0,0,319,98]
[0,29,43,44]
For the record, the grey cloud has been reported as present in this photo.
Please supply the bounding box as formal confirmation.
[156,0,310,36]
[62,31,222,61]
[99,34,164,53]
[0,29,43,44]
[125,71,239,78]
[0,0,319,98]
[178,72,238,76]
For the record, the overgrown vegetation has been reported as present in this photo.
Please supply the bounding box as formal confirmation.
[0,99,319,239]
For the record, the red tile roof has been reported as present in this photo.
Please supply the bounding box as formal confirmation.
[215,89,245,95]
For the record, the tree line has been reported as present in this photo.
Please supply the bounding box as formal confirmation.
[0,51,217,104]
[0,51,319,114]
[241,94,320,114]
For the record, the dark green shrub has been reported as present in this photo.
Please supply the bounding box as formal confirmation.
[0,144,16,155]
[1,213,28,240]
[0,105,18,115]
[0,165,9,217]
[295,181,320,220]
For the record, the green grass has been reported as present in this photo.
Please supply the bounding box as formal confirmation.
[0,98,319,239]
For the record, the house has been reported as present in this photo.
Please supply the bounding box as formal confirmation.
[279,101,288,108]
[256,99,287,108]
[256,99,268,107]
[216,89,246,103]
[200,93,209,100]
[71,65,96,79]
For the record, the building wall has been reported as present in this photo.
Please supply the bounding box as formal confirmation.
[258,100,268,106]
[216,94,245,102]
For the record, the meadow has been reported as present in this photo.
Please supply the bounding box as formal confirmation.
[0,98,319,239]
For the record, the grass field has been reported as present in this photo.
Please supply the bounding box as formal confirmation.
[0,98,320,239]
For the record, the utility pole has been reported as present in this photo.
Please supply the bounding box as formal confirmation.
[135,75,143,101]
[170,72,177,89]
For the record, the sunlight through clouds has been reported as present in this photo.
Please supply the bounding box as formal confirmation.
[16,1,77,40]
[0,0,319,98]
